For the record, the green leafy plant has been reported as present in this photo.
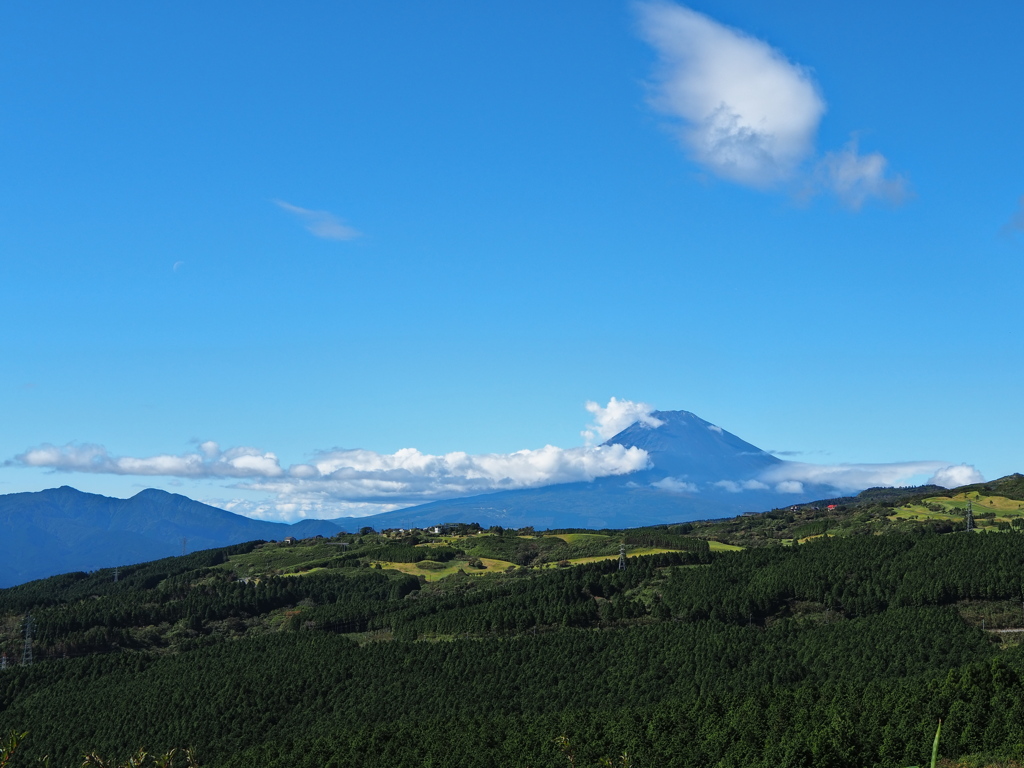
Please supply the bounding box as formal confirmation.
[0,731,27,768]
[905,720,942,768]
[554,736,632,768]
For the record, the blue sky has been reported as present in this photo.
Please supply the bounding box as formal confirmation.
[2,1,1022,520]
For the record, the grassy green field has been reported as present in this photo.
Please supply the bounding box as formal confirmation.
[708,540,743,551]
[558,547,683,565]
[543,533,611,544]
[890,493,1024,524]
[208,531,740,584]
[220,541,349,575]
[375,557,515,581]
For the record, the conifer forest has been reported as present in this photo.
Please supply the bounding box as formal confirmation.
[4,483,1024,767]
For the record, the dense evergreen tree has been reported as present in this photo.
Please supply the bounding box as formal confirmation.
[3,530,1024,766]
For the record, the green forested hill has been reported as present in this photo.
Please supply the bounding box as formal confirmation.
[681,474,1024,547]
[3,519,1024,766]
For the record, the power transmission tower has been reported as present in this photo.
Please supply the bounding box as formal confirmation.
[21,615,34,667]
[618,543,626,571]
[1,653,7,671]
[113,566,119,583]
[965,500,975,532]
[181,537,188,556]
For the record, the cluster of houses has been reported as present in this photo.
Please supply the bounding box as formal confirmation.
[277,525,450,546]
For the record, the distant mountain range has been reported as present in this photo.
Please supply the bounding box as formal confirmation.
[0,487,344,587]
[0,409,902,586]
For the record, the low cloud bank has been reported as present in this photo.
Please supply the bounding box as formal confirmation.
[12,402,656,521]
[756,461,984,495]
[15,441,649,504]
[16,442,285,479]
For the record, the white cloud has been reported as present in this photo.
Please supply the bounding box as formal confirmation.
[274,199,362,241]
[582,397,663,443]
[12,400,659,521]
[13,437,651,520]
[200,458,980,521]
[928,464,984,488]
[774,480,805,494]
[714,479,769,493]
[636,2,906,206]
[757,460,975,494]
[651,477,697,493]
[816,138,908,209]
[218,496,404,522]
[289,443,652,501]
[16,443,285,479]
[636,1,824,187]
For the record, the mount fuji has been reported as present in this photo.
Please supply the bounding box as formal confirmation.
[336,410,829,530]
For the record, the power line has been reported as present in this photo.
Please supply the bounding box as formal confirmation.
[21,614,34,667]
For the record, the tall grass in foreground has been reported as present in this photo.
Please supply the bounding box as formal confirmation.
[906,721,942,768]
[0,732,198,768]
[0,720,1004,768]
[554,735,632,768]
[550,722,945,768]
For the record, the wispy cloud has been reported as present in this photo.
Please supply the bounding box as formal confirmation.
[714,479,769,493]
[756,461,983,494]
[816,137,908,209]
[635,1,906,206]
[582,397,663,443]
[274,200,362,241]
[1003,195,1024,236]
[768,449,831,458]
[14,442,285,479]
[216,496,407,523]
[651,477,697,493]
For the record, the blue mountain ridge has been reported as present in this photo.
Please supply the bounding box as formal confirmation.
[0,486,344,587]
[0,410,841,586]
